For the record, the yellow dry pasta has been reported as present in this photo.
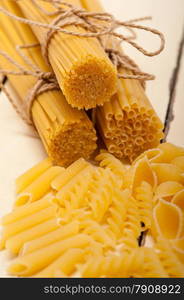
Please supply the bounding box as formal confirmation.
[152,198,183,240]
[155,181,183,201]
[2,143,184,278]
[107,189,129,240]
[2,205,58,242]
[172,190,184,210]
[56,165,96,205]
[134,247,168,278]
[152,163,184,185]
[134,181,153,230]
[17,0,117,109]
[33,248,84,278]
[21,221,79,255]
[81,0,164,162]
[95,151,127,187]
[16,166,64,206]
[156,238,184,278]
[16,158,52,194]
[119,194,141,252]
[5,218,61,255]
[134,143,184,164]
[51,158,89,191]
[1,194,56,226]
[0,0,97,166]
[8,234,91,276]
[171,156,184,171]
[170,238,184,263]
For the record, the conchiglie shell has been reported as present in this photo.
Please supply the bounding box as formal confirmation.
[133,148,162,165]
[132,157,157,193]
[155,182,183,201]
[171,238,184,263]
[171,156,184,171]
[156,143,184,163]
[152,199,183,240]
[172,189,184,211]
[152,163,184,185]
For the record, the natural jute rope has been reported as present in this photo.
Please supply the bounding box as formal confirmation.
[0,0,165,125]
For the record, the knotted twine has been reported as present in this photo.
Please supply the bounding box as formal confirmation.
[0,0,165,126]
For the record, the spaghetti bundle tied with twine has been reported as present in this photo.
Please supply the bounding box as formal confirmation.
[0,0,165,124]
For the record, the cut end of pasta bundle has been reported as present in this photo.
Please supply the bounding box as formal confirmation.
[96,78,164,162]
[17,0,118,110]
[47,119,97,167]
[32,92,97,167]
[62,56,117,110]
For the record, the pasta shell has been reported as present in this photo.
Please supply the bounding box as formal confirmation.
[152,199,183,239]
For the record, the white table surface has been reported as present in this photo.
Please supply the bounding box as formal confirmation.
[0,0,184,277]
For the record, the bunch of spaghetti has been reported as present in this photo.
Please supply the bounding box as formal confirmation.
[0,0,97,166]
[17,0,117,109]
[1,143,184,277]
[81,0,164,162]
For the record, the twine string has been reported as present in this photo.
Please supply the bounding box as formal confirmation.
[0,44,59,125]
[0,0,165,125]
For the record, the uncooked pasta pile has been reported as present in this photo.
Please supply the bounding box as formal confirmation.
[81,0,164,162]
[0,0,97,167]
[17,0,117,109]
[0,143,183,277]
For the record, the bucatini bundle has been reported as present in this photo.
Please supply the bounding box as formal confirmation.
[17,0,118,109]
[81,0,164,162]
[0,0,97,166]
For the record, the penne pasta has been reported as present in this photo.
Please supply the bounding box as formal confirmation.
[5,218,60,255]
[8,234,91,276]
[2,205,58,241]
[34,248,84,277]
[16,158,52,194]
[2,194,56,225]
[21,221,79,255]
[16,166,64,206]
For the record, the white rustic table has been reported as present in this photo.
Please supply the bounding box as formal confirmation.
[0,0,184,277]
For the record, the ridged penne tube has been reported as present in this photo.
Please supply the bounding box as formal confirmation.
[152,199,183,240]
[1,194,56,225]
[21,221,79,255]
[80,0,164,162]
[33,249,84,277]
[5,218,60,255]
[2,205,58,241]
[8,234,91,276]
[51,158,90,191]
[16,166,64,206]
[0,1,97,167]
[16,158,52,194]
[17,0,117,109]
